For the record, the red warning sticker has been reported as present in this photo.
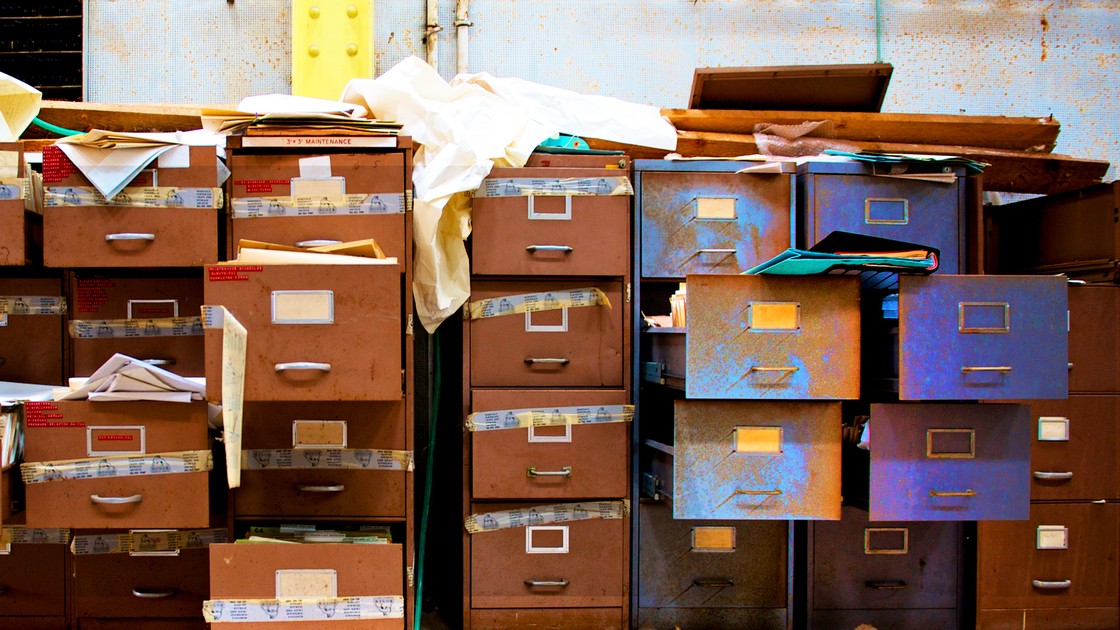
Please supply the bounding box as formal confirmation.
[25,402,84,428]
[208,266,264,282]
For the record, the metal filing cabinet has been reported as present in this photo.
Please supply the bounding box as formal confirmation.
[0,275,67,385]
[0,531,68,630]
[1067,284,1120,393]
[0,143,40,267]
[74,541,209,624]
[1020,396,1120,502]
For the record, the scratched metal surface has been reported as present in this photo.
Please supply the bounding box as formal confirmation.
[673,399,842,520]
[869,402,1031,521]
[685,275,861,400]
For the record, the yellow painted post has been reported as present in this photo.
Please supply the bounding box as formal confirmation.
[292,0,374,100]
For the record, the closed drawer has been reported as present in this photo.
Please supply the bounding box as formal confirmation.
[1023,396,1119,501]
[470,503,627,609]
[204,263,402,401]
[471,389,628,500]
[69,273,204,378]
[75,545,208,618]
[469,280,624,388]
[685,275,860,399]
[813,609,957,630]
[638,163,794,278]
[978,607,1120,630]
[638,608,786,630]
[209,542,403,630]
[898,275,1067,400]
[235,401,407,518]
[231,215,408,262]
[0,276,66,385]
[45,207,218,268]
[870,403,1030,521]
[1068,284,1119,393]
[674,400,841,520]
[979,502,1120,610]
[800,163,965,274]
[471,168,630,276]
[813,506,958,610]
[0,542,66,616]
[0,205,38,267]
[24,401,210,529]
[639,501,787,608]
[471,608,622,630]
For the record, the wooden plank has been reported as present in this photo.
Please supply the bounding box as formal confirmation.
[23,101,212,137]
[663,109,1062,153]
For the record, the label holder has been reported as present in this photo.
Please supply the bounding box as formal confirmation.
[1038,417,1070,442]
[293,420,348,449]
[87,425,146,457]
[525,308,568,333]
[1037,525,1069,550]
[127,299,179,319]
[276,569,338,599]
[272,290,334,325]
[864,527,909,555]
[526,525,569,554]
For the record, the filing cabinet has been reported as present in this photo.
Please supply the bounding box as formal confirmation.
[1018,396,1120,502]
[1067,283,1120,393]
[0,537,68,629]
[0,275,67,385]
[798,161,967,274]
[74,542,208,621]
[0,143,40,267]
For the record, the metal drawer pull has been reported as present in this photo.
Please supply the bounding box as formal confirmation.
[750,366,799,373]
[106,233,156,242]
[698,248,736,254]
[527,466,572,478]
[524,358,570,365]
[275,362,332,372]
[694,579,734,588]
[526,245,573,253]
[1034,471,1074,480]
[867,580,908,590]
[133,588,178,599]
[524,579,569,588]
[1033,580,1072,589]
[295,239,343,248]
[91,494,143,505]
[140,358,176,366]
[297,484,345,493]
[929,490,978,497]
[962,366,1012,373]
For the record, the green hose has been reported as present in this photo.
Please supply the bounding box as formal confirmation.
[414,324,440,630]
[31,117,81,136]
[875,0,884,63]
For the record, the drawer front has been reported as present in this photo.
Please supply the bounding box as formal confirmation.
[0,277,65,385]
[45,207,218,268]
[204,264,402,401]
[806,173,962,273]
[70,274,204,378]
[674,400,842,520]
[235,401,407,518]
[75,546,208,618]
[0,543,67,616]
[813,609,957,630]
[1,468,12,523]
[230,152,406,198]
[231,214,407,262]
[686,275,860,400]
[640,170,793,278]
[471,608,623,630]
[979,502,1120,610]
[870,403,1031,521]
[472,167,630,277]
[470,504,627,608]
[0,204,33,266]
[899,275,1068,400]
[813,506,958,610]
[638,608,786,630]
[978,607,1120,630]
[1068,285,1120,393]
[639,502,787,608]
[1025,396,1119,501]
[469,280,625,388]
[471,389,628,500]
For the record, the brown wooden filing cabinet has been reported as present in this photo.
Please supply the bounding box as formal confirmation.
[0,532,68,630]
[464,154,633,630]
[0,143,40,267]
[0,274,67,385]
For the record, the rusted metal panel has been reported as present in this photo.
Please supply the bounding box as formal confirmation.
[674,400,842,520]
[686,274,860,400]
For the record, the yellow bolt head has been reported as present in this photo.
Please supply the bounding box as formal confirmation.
[346,44,359,56]
[308,45,320,57]
[347,5,358,18]
[309,5,320,18]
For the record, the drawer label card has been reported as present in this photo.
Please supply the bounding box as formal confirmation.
[0,296,67,315]
[694,197,737,220]
[1038,417,1070,441]
[748,302,800,332]
[231,193,405,218]
[468,287,610,320]
[293,420,347,448]
[0,526,71,549]
[70,527,228,555]
[128,299,178,318]
[68,316,204,339]
[526,525,569,554]
[242,448,414,471]
[475,176,634,198]
[87,425,145,456]
[864,528,909,554]
[1037,525,1069,550]
[208,266,265,282]
[277,569,337,599]
[465,499,629,534]
[203,595,405,623]
[691,527,736,552]
[44,186,224,209]
[926,428,976,458]
[272,291,334,325]
[25,401,82,428]
[958,302,1010,333]
[20,449,213,484]
[734,426,783,455]
[466,404,633,432]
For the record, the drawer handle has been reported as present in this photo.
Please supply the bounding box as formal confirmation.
[275,362,332,372]
[867,580,908,590]
[693,579,734,588]
[527,466,572,478]
[526,245,573,253]
[929,490,978,498]
[140,358,176,366]
[524,579,569,588]
[91,494,143,505]
[296,484,345,493]
[962,366,1012,373]
[133,588,178,599]
[697,248,736,254]
[0,586,8,595]
[295,239,343,248]
[1033,580,1072,590]
[105,233,156,242]
[749,366,799,373]
[1034,471,1074,480]
[524,358,570,365]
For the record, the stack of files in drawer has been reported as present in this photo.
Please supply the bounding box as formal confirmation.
[462,151,633,630]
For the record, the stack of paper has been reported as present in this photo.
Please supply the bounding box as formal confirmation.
[54,354,205,403]
[1,404,21,470]
[822,149,988,174]
[202,110,401,137]
[238,524,392,545]
[55,129,225,150]
[229,239,398,266]
[746,232,940,276]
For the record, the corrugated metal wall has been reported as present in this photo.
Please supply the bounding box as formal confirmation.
[86,0,1118,179]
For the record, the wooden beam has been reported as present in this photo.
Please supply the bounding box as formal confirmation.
[23,101,213,137]
[662,109,1062,153]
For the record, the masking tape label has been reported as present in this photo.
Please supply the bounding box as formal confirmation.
[20,449,213,484]
[467,404,633,432]
[0,296,67,315]
[0,178,29,200]
[69,316,204,339]
[204,596,405,623]
[71,528,229,555]
[231,193,405,218]
[476,176,634,198]
[2,526,71,545]
[469,287,610,320]
[45,186,224,209]
[465,500,630,534]
[244,449,414,471]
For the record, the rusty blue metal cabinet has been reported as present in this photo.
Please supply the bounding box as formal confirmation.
[898,275,1068,400]
[636,161,795,279]
[686,274,861,400]
[870,403,1031,521]
[674,400,842,520]
[798,161,966,274]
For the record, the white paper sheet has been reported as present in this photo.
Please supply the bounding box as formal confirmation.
[54,143,175,199]
[55,354,205,402]
[231,249,398,266]
[236,94,362,116]
[0,72,41,142]
[0,381,56,403]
